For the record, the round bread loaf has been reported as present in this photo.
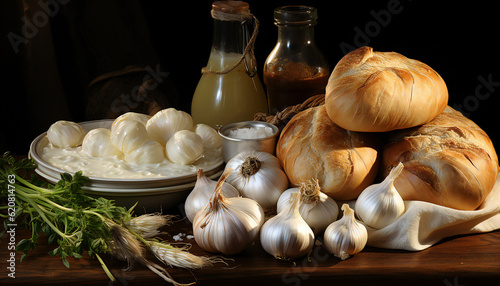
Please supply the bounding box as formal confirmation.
[382,106,499,210]
[276,105,379,200]
[325,46,448,132]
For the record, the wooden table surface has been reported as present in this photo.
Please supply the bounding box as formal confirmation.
[2,155,500,286]
[2,212,500,286]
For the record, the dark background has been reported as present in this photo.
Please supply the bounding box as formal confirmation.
[1,0,498,155]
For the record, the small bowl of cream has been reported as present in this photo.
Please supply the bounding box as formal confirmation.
[218,121,279,162]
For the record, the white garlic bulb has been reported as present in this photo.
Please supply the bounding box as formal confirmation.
[165,130,204,165]
[185,169,239,223]
[193,170,264,255]
[82,128,122,157]
[355,162,405,229]
[277,179,338,235]
[225,151,288,209]
[124,139,165,164]
[47,120,85,148]
[146,108,193,145]
[324,204,367,260]
[112,112,151,129]
[195,124,222,150]
[110,119,149,153]
[260,192,314,260]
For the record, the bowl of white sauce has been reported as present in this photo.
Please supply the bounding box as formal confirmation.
[29,119,224,213]
[218,121,279,163]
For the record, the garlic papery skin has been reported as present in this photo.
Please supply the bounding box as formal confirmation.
[165,130,204,165]
[124,139,165,164]
[193,170,264,255]
[110,119,149,153]
[355,162,405,229]
[82,128,122,157]
[195,124,222,150]
[225,151,288,209]
[112,112,151,129]
[260,192,314,260]
[324,204,367,260]
[146,108,193,145]
[277,179,338,235]
[47,120,85,148]
[185,169,239,223]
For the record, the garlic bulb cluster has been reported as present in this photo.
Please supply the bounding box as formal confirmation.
[166,130,204,165]
[355,162,405,229]
[277,179,338,235]
[146,108,193,145]
[193,170,265,255]
[324,204,367,260]
[260,192,314,260]
[225,151,288,209]
[82,128,121,157]
[47,120,85,148]
[185,169,239,223]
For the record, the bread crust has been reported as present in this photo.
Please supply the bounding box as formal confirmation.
[325,46,448,132]
[276,105,379,200]
[382,106,499,210]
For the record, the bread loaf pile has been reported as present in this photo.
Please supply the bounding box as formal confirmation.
[276,46,498,210]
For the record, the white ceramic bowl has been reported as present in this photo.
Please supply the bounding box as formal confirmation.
[29,120,224,212]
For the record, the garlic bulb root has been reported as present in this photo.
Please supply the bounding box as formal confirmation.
[324,204,367,260]
[260,192,315,260]
[193,169,264,255]
[355,162,405,229]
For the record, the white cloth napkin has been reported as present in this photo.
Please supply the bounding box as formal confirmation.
[347,173,500,251]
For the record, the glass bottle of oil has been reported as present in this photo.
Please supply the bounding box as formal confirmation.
[191,1,268,129]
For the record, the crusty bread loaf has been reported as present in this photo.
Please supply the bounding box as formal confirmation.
[382,106,499,210]
[276,105,379,200]
[325,46,448,132]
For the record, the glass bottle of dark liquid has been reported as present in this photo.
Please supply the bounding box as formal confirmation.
[264,5,330,114]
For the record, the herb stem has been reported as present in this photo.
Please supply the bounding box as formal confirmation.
[95,253,116,282]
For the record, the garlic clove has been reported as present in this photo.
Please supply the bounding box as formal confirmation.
[47,120,85,148]
[112,112,151,130]
[110,119,149,154]
[355,162,406,229]
[185,169,239,223]
[260,192,314,260]
[165,130,204,165]
[146,108,193,146]
[82,128,122,157]
[124,139,165,164]
[193,170,264,255]
[195,124,222,150]
[323,204,367,260]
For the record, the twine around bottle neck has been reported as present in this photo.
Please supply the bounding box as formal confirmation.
[201,10,259,77]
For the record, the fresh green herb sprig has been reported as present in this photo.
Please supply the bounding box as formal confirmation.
[0,152,216,285]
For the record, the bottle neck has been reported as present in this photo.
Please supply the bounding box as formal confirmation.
[276,25,316,46]
[211,19,248,54]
